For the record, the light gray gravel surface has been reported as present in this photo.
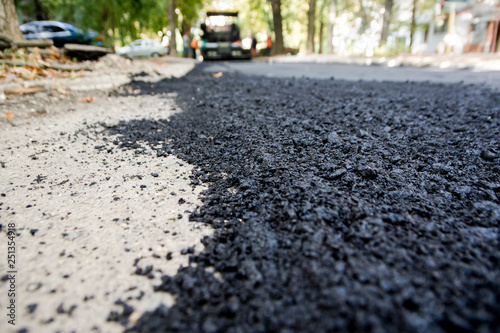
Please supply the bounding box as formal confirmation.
[0,58,210,333]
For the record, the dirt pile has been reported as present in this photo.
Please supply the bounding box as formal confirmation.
[106,66,500,332]
[0,46,93,82]
[0,53,193,128]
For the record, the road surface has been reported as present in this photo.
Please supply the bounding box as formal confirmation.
[203,60,500,90]
[1,58,499,333]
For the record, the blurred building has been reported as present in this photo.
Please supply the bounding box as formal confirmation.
[466,0,500,52]
[414,0,500,54]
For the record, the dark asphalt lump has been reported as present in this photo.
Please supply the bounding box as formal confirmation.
[105,66,500,333]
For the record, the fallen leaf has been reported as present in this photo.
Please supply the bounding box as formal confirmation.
[26,68,38,80]
[38,59,51,67]
[77,97,94,103]
[133,89,141,94]
[48,46,60,58]
[41,68,56,78]
[33,110,47,117]
[23,110,47,119]
[4,86,45,95]
[57,87,69,94]
[5,112,14,120]
[212,72,223,78]
[9,67,32,77]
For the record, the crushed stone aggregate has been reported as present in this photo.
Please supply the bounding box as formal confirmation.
[103,65,500,333]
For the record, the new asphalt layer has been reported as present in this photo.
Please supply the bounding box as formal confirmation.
[105,63,500,332]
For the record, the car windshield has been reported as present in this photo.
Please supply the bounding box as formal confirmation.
[43,25,65,32]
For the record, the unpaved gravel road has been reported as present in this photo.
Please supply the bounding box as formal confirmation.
[0,58,213,333]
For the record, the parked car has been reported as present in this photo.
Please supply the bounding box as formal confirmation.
[20,21,98,47]
[117,39,168,59]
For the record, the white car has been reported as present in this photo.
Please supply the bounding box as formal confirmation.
[117,39,167,58]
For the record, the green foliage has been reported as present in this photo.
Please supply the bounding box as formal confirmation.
[178,0,204,29]
[16,0,202,47]
[236,0,272,36]
[15,0,438,55]
[281,0,307,47]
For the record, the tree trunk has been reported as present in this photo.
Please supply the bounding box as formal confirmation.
[358,0,370,33]
[168,0,178,57]
[110,6,117,51]
[409,0,417,51]
[326,0,337,53]
[380,0,393,46]
[307,0,317,54]
[319,20,324,54]
[34,0,49,21]
[0,0,23,40]
[101,6,110,48]
[270,0,284,55]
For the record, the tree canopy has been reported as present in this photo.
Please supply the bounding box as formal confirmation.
[15,0,203,47]
[9,0,439,55]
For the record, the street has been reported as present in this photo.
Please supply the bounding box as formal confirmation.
[1,59,499,332]
[204,59,500,90]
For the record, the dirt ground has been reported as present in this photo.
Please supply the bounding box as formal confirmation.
[0,55,212,333]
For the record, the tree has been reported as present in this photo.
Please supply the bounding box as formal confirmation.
[357,0,371,34]
[409,0,417,50]
[380,0,393,46]
[326,0,337,53]
[240,0,272,37]
[306,0,317,53]
[168,0,177,56]
[33,0,49,20]
[0,0,23,40]
[15,0,50,22]
[269,0,284,54]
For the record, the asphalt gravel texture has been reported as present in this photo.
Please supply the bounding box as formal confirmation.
[104,65,500,333]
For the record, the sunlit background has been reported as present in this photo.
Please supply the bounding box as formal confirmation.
[13,0,500,56]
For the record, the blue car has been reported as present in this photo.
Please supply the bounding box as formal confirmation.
[20,21,98,47]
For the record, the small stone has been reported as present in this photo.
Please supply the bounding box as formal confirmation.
[27,303,38,314]
[202,318,217,333]
[327,131,340,143]
[358,166,378,179]
[62,232,82,240]
[331,168,347,180]
[480,149,497,161]
[26,282,42,292]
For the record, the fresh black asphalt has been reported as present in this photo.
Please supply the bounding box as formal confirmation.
[104,64,500,333]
